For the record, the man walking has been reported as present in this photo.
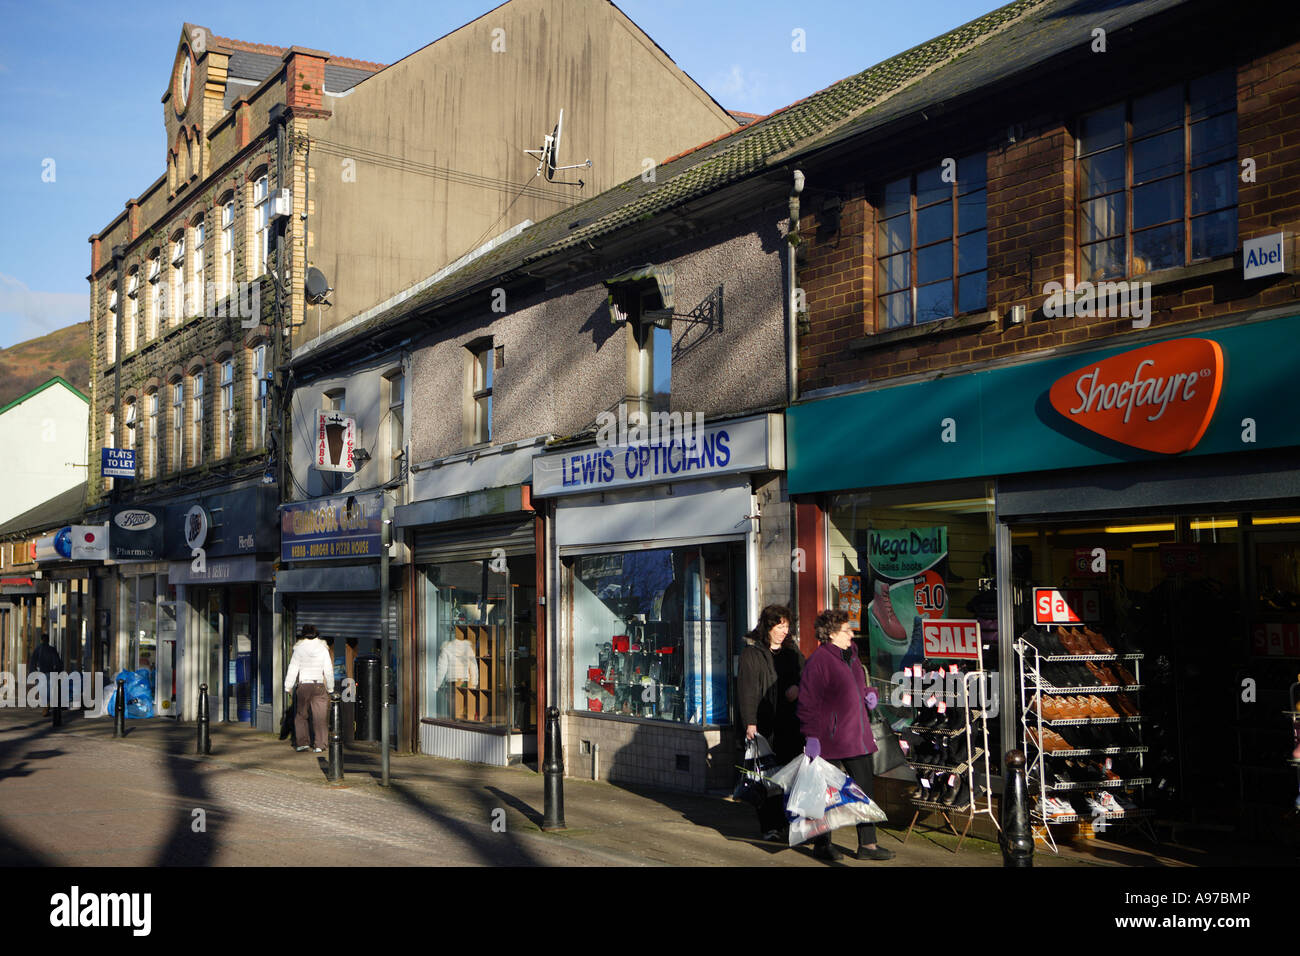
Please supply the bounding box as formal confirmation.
[29,633,62,716]
[284,625,334,753]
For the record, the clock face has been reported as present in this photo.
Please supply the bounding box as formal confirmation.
[180,56,192,108]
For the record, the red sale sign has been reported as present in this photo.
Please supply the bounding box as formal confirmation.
[1034,588,1101,625]
[921,619,982,660]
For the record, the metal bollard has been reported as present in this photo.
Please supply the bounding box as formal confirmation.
[541,705,566,831]
[197,682,211,755]
[327,692,344,783]
[1000,749,1034,867]
[113,679,126,739]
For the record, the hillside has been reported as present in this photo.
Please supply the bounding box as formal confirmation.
[0,322,90,408]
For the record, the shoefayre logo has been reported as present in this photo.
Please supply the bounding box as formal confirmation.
[50,886,151,936]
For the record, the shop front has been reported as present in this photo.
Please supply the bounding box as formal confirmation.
[788,311,1300,844]
[397,442,542,766]
[532,412,785,792]
[113,487,279,726]
[279,490,402,747]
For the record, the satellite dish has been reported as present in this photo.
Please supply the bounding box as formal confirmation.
[524,109,591,186]
[544,110,564,182]
[305,267,331,303]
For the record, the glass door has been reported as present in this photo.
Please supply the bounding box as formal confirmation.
[193,587,225,722]
[422,559,511,727]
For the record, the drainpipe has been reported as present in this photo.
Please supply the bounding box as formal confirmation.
[786,170,804,406]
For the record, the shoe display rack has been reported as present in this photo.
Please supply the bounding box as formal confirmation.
[1016,626,1156,853]
[898,650,1000,853]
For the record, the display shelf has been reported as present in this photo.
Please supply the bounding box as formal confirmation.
[1041,716,1143,726]
[905,747,985,775]
[1031,680,1144,694]
[908,719,971,738]
[1037,777,1153,791]
[909,795,974,812]
[1041,746,1149,757]
[1037,653,1145,662]
[1034,807,1155,825]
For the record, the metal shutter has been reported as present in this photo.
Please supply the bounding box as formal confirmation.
[295,593,399,643]
[412,515,536,564]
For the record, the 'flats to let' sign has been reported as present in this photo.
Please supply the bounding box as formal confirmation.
[1047,338,1224,455]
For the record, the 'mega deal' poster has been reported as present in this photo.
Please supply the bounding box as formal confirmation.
[862,527,948,680]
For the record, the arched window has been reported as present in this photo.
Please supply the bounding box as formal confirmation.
[219,194,236,299]
[124,268,139,354]
[105,282,118,365]
[146,251,162,341]
[193,214,207,318]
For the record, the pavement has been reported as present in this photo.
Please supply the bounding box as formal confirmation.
[0,707,1267,868]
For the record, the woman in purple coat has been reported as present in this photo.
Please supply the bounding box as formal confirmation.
[797,608,894,862]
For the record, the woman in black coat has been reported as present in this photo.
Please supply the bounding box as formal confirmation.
[737,604,804,838]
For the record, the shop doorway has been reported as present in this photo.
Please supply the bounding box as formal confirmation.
[1009,507,1300,843]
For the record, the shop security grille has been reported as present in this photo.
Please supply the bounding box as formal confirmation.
[412,515,536,564]
[295,594,399,643]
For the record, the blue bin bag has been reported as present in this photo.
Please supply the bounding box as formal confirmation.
[106,669,155,719]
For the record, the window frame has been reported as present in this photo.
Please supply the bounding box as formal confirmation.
[253,174,271,277]
[191,369,205,467]
[251,344,268,450]
[1075,69,1238,283]
[124,269,139,355]
[385,369,405,482]
[220,197,235,300]
[875,153,988,331]
[470,344,493,445]
[219,359,234,458]
[170,234,186,326]
[171,380,184,473]
[146,390,158,479]
[193,215,206,316]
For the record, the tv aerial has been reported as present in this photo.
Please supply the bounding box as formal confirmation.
[524,109,591,187]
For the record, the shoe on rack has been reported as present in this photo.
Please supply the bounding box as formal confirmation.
[295,745,310,752]
[947,736,970,766]
[313,747,324,753]
[1113,662,1138,685]
[1082,627,1114,654]
[856,844,896,861]
[938,772,961,804]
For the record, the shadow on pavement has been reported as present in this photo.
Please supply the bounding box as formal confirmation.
[0,715,58,865]
[384,772,549,866]
[152,730,222,867]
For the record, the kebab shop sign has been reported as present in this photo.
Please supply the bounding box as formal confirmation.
[1047,338,1224,455]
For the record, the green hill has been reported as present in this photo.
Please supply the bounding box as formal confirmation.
[0,322,90,408]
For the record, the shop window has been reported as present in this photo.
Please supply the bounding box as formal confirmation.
[1077,69,1237,282]
[568,542,742,725]
[876,154,987,329]
[421,555,537,733]
[828,482,1000,768]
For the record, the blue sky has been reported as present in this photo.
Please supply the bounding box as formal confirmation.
[0,0,1001,349]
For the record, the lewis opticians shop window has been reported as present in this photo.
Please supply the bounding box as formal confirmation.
[567,542,744,725]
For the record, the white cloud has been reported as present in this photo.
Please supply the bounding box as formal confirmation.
[712,64,765,110]
[0,274,88,348]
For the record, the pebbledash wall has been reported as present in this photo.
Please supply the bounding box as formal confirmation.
[401,211,791,790]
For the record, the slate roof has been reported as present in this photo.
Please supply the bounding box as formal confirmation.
[0,483,87,539]
[294,0,1190,363]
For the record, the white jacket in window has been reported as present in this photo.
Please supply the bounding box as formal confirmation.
[284,638,335,693]
[435,638,478,688]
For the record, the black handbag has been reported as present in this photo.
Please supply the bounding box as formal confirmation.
[279,692,296,740]
[733,735,783,807]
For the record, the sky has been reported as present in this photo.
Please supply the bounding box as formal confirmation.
[0,0,1002,349]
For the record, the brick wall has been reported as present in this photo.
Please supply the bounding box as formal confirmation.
[797,35,1300,397]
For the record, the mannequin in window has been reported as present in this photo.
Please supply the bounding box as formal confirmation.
[435,632,478,689]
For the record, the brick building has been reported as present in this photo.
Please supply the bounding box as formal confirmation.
[777,0,1300,846]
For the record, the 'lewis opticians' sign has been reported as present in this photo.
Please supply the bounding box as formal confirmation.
[532,413,784,497]
[1046,338,1224,455]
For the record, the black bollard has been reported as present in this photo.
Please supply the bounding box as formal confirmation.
[1000,749,1034,867]
[197,683,211,755]
[541,705,566,831]
[113,679,126,739]
[327,692,344,783]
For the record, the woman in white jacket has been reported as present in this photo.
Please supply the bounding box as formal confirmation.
[284,624,335,752]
